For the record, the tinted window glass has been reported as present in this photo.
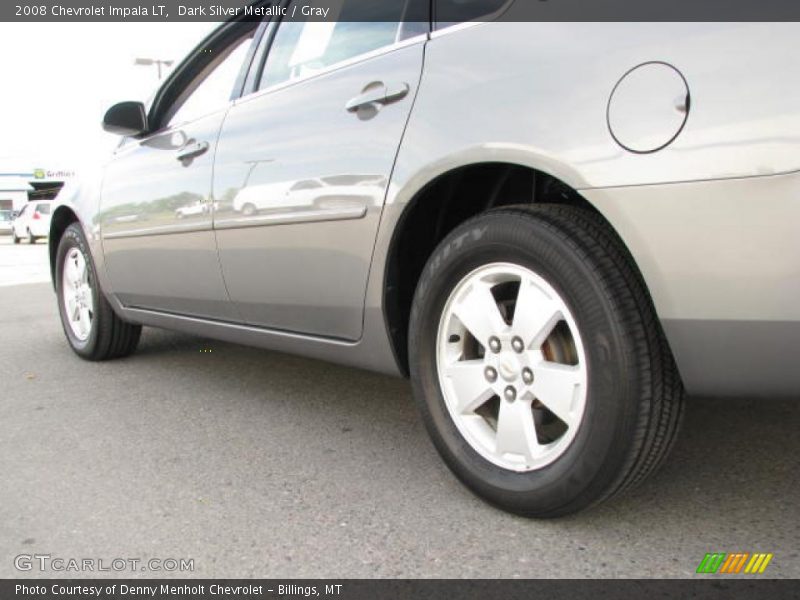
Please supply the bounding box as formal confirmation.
[0,211,10,222]
[168,33,254,127]
[435,0,509,29]
[259,0,405,90]
[37,203,51,215]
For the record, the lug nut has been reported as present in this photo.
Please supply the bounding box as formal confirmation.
[504,386,517,402]
[484,366,498,383]
[488,337,501,353]
[522,368,534,385]
[511,336,525,353]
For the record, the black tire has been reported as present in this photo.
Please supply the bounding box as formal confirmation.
[27,229,35,244]
[55,222,142,361]
[409,205,685,517]
[12,231,20,244]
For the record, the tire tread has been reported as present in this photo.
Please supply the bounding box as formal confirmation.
[57,223,141,361]
[485,205,685,508]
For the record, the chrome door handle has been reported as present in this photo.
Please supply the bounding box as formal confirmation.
[346,82,410,112]
[384,83,410,104]
[176,140,209,161]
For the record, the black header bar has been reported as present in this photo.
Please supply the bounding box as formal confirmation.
[5,0,800,22]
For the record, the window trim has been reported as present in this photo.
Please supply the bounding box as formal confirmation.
[163,31,258,130]
[239,32,427,107]
[145,16,266,135]
[240,0,430,102]
[429,19,482,39]
[431,0,514,33]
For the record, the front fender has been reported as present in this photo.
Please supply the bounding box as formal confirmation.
[48,169,107,293]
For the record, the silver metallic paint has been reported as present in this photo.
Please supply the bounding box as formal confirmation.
[211,41,425,340]
[50,22,800,395]
[99,111,237,320]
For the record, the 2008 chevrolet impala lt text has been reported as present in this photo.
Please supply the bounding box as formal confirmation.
[47,0,800,517]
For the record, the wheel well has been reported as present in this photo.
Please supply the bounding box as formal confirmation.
[384,162,602,376]
[49,206,79,285]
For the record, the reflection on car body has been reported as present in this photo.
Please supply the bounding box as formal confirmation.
[47,1,800,517]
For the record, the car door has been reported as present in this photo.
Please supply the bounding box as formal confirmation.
[212,0,428,340]
[99,25,257,320]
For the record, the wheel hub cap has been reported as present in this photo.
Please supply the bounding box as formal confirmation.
[497,357,519,382]
[62,247,94,342]
[436,263,588,472]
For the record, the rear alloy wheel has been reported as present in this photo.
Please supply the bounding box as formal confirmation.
[436,262,588,472]
[56,222,142,360]
[409,205,685,517]
[27,229,35,244]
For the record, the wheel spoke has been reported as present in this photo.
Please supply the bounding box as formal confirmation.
[495,398,541,462]
[531,361,583,425]
[79,306,92,337]
[513,278,561,348]
[453,281,507,345]
[66,295,79,321]
[82,284,94,312]
[444,360,495,414]
[64,258,77,288]
[75,252,88,284]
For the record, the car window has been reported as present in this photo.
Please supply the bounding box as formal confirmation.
[0,211,10,222]
[290,180,323,191]
[168,32,254,128]
[37,203,51,215]
[259,0,406,90]
[435,0,510,29]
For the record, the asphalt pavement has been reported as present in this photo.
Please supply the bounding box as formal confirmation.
[0,238,798,578]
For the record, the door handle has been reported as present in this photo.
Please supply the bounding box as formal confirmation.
[346,82,410,113]
[176,140,209,161]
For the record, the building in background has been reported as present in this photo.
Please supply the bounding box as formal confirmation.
[0,162,74,215]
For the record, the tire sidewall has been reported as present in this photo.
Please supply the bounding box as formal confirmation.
[56,224,102,357]
[409,212,642,515]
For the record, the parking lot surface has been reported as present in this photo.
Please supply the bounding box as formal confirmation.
[0,241,798,578]
[0,236,49,287]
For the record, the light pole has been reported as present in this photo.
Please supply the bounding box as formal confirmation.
[133,57,174,79]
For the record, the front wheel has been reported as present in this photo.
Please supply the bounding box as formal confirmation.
[408,205,684,517]
[56,222,142,361]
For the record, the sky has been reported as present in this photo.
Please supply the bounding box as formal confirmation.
[0,22,217,172]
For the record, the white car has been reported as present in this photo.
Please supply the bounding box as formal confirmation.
[174,200,208,219]
[175,200,220,219]
[0,210,13,235]
[232,176,381,216]
[12,201,53,244]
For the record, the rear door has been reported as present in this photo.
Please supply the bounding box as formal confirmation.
[212,0,428,340]
[99,25,257,320]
